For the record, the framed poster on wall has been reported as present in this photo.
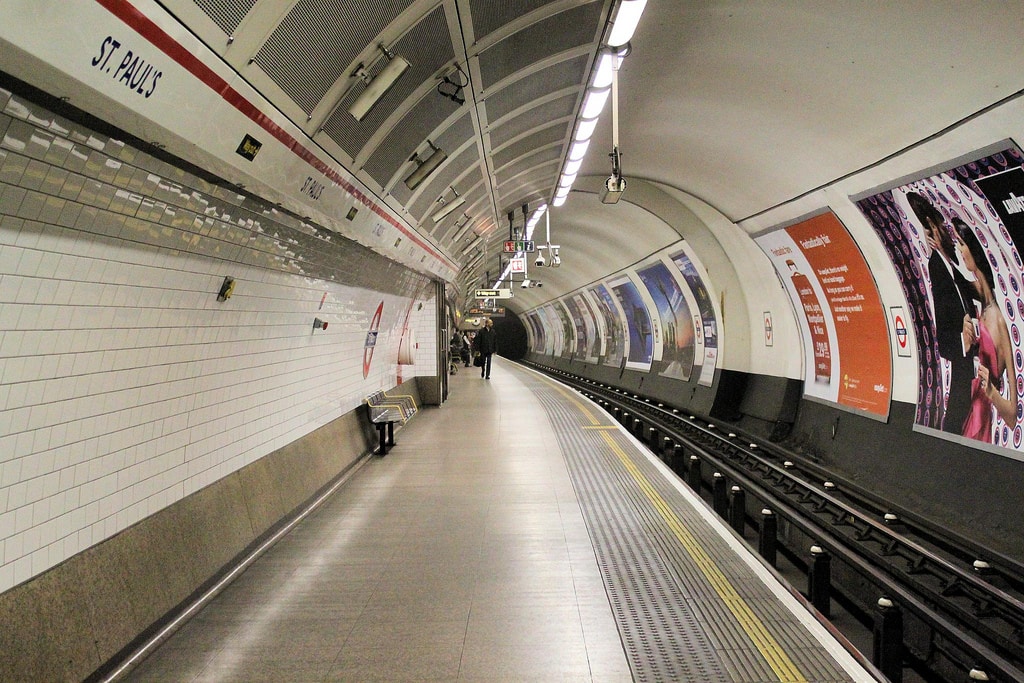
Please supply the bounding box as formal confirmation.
[756,211,892,419]
[854,142,1024,457]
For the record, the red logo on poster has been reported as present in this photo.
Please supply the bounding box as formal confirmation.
[363,301,384,378]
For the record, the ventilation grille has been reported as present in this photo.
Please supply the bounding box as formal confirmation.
[477,3,603,89]
[254,0,413,115]
[484,56,588,122]
[192,0,256,35]
[493,126,566,170]
[322,6,455,161]
[409,149,479,220]
[488,94,576,149]
[496,169,558,206]
[362,95,463,189]
[468,0,561,41]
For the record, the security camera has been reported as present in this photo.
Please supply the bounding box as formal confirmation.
[535,253,546,267]
[600,174,626,204]
[535,281,543,288]
[521,279,531,288]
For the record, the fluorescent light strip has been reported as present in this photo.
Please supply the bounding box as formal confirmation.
[568,139,590,161]
[592,53,615,89]
[607,0,648,47]
[575,118,599,142]
[581,88,610,119]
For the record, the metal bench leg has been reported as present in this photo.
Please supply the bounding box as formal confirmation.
[387,422,395,448]
[377,423,387,455]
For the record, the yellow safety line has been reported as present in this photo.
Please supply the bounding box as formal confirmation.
[598,429,807,682]
[529,368,806,680]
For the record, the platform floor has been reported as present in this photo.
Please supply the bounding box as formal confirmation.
[118,358,877,682]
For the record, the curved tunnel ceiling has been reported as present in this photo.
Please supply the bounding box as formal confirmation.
[156,0,1024,315]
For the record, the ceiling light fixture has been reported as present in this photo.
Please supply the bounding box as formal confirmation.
[347,45,411,121]
[568,139,590,162]
[550,0,648,208]
[607,0,648,48]
[581,88,611,119]
[592,53,615,89]
[404,140,447,190]
[574,118,599,142]
[525,204,547,239]
[563,158,583,176]
[430,186,467,223]
[451,213,473,242]
[461,234,482,255]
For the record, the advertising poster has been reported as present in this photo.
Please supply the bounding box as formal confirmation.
[563,296,590,360]
[571,292,601,362]
[854,144,1024,454]
[538,304,559,356]
[590,283,626,368]
[636,261,695,380]
[756,212,892,418]
[553,300,577,360]
[670,248,719,385]
[608,274,655,371]
[525,311,544,354]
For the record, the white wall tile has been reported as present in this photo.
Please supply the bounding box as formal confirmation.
[0,93,438,593]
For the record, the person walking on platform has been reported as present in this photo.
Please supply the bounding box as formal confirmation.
[461,330,472,367]
[474,318,497,379]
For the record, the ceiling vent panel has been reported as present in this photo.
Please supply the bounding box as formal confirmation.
[254,0,415,115]
[483,55,588,122]
[493,126,566,170]
[407,146,481,220]
[362,91,463,189]
[322,6,455,160]
[477,3,603,89]
[468,0,561,41]
[498,174,556,207]
[385,112,474,207]
[191,0,256,35]
[488,94,576,148]
[496,148,560,184]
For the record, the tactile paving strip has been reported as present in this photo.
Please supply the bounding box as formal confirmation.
[530,377,857,683]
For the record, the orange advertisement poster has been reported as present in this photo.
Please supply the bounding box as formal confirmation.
[787,214,891,415]
[757,212,891,418]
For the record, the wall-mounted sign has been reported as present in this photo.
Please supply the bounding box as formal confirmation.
[503,240,535,253]
[235,134,262,161]
[475,288,512,299]
[889,307,910,357]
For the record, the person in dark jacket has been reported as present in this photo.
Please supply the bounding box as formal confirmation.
[473,318,497,379]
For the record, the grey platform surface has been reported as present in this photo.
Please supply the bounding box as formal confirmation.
[120,359,874,682]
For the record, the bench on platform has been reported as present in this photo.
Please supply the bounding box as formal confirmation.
[364,390,418,455]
